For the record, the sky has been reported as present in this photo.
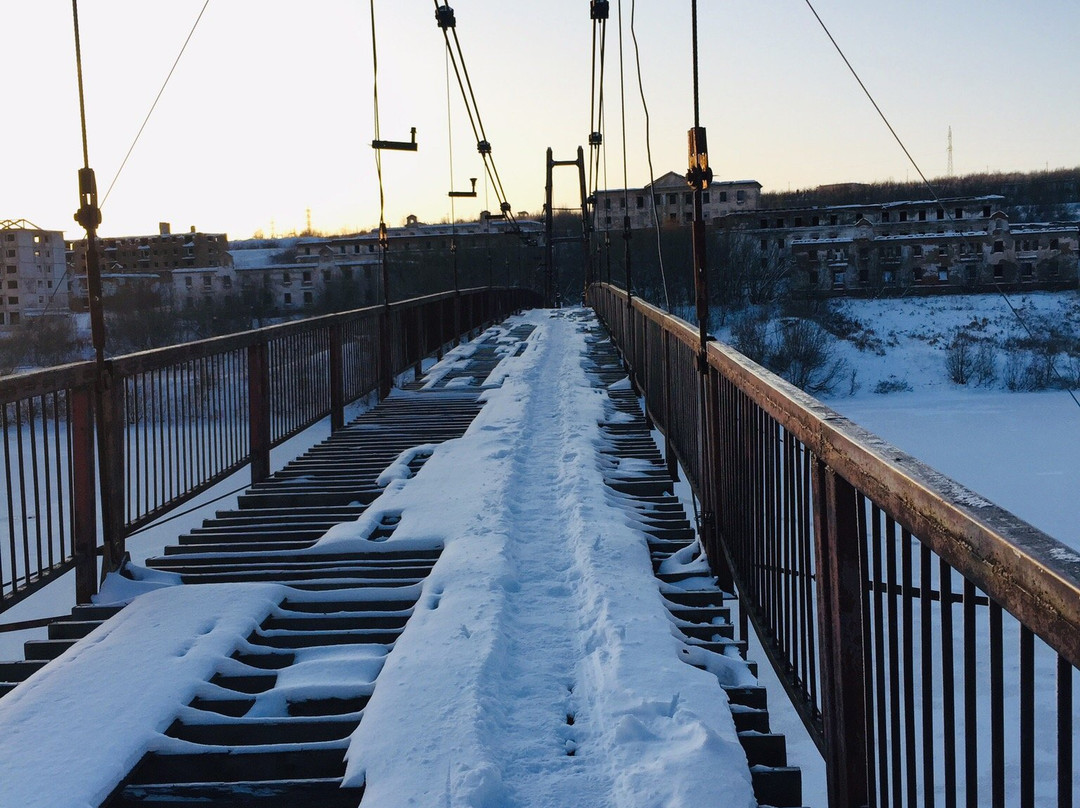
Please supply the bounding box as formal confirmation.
[4,1,1080,240]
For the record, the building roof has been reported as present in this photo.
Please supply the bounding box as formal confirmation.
[0,218,51,232]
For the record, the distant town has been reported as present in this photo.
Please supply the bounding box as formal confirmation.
[3,166,1077,367]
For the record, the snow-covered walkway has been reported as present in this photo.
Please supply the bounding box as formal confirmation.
[343,309,756,807]
[0,309,760,808]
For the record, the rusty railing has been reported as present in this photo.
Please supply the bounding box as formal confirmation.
[589,281,1080,808]
[0,287,537,615]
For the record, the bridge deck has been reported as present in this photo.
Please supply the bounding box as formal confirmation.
[0,309,803,808]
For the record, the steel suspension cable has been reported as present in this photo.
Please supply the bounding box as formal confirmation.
[446,47,456,230]
[370,0,386,236]
[589,19,599,194]
[588,6,608,199]
[616,0,629,211]
[630,0,669,309]
[433,2,520,233]
[71,0,91,171]
[101,0,211,208]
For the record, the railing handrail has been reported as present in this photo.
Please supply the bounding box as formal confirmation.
[0,361,98,403]
[595,281,1080,669]
[0,286,540,613]
[0,288,491,381]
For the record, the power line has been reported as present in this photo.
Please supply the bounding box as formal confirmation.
[804,0,1080,415]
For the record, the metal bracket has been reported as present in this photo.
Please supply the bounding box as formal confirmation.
[449,178,478,198]
[373,127,418,152]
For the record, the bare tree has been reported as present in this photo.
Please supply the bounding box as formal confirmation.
[770,319,848,395]
[945,329,975,385]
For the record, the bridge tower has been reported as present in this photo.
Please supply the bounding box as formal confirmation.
[543,146,592,307]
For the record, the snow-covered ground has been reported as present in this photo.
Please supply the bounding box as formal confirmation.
[0,310,757,808]
[824,291,1080,398]
[827,388,1080,550]
[708,290,1080,549]
[3,293,1078,807]
[816,291,1080,550]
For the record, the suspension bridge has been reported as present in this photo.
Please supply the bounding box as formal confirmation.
[1,2,1079,807]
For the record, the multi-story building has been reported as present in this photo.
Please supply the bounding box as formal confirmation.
[721,196,1079,295]
[229,213,544,315]
[0,219,69,327]
[66,223,232,309]
[593,172,761,232]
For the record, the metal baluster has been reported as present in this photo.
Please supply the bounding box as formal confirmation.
[1019,626,1035,808]
[872,507,890,806]
[963,578,979,808]
[921,542,936,807]
[940,560,958,808]
[1058,655,1074,808]
[886,517,903,808]
[990,599,1005,808]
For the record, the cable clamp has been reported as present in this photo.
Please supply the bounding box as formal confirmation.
[74,167,102,230]
[686,126,712,190]
[435,5,456,29]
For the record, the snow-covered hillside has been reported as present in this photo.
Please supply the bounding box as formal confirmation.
[824,291,1080,396]
[714,290,1080,549]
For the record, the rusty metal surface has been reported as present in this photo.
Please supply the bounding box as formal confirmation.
[591,281,1080,671]
[1,288,541,614]
[0,363,97,404]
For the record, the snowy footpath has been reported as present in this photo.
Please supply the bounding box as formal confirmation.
[0,308,756,808]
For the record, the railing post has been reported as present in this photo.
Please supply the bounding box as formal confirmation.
[378,308,393,399]
[99,371,126,575]
[71,386,98,602]
[703,364,732,592]
[663,329,678,482]
[412,308,423,381]
[329,323,344,432]
[248,341,271,484]
[812,460,871,808]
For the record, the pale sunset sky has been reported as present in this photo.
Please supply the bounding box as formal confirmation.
[3,1,1079,240]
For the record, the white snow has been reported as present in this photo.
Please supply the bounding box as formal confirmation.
[0,584,285,808]
[331,309,756,807]
[0,309,756,808]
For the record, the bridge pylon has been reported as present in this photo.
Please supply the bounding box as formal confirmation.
[544,147,593,307]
